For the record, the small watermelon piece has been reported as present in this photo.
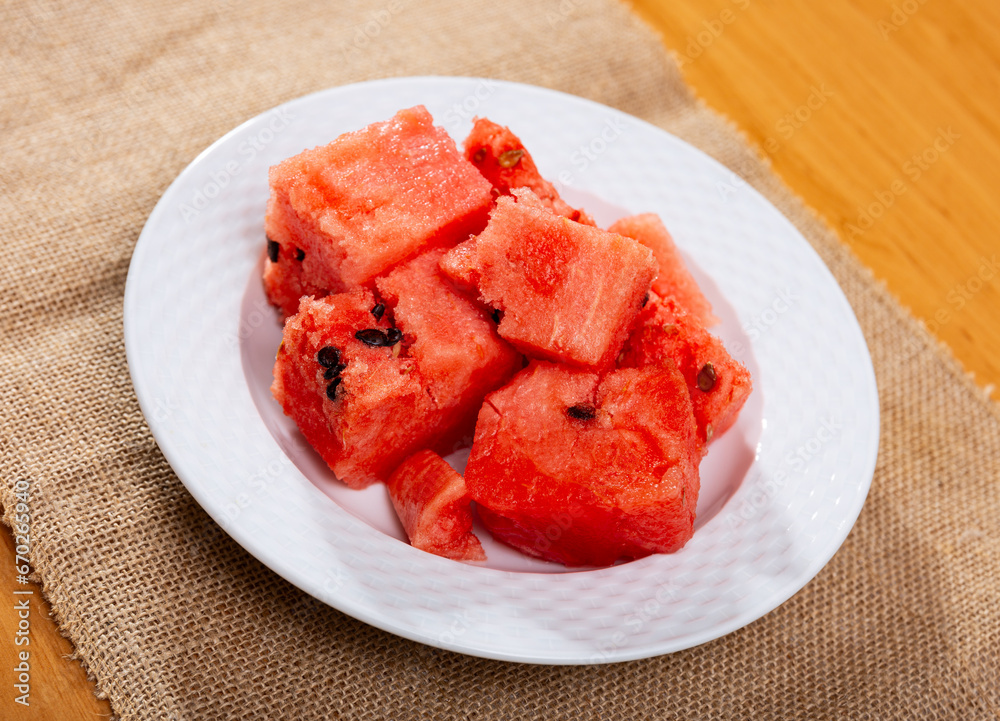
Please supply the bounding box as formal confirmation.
[608,214,718,327]
[620,294,751,444]
[438,235,480,293]
[472,189,657,370]
[264,106,493,316]
[466,361,701,566]
[464,117,595,225]
[387,450,486,561]
[376,248,522,437]
[271,289,434,488]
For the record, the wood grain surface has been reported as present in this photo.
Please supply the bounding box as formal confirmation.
[3,0,998,716]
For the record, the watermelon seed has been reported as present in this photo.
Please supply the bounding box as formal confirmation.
[473,147,486,164]
[266,238,279,263]
[498,149,525,168]
[642,293,650,308]
[294,247,305,261]
[326,378,342,401]
[385,328,403,345]
[697,363,717,392]
[317,346,340,368]
[356,329,392,347]
[371,302,385,321]
[567,404,596,421]
[324,363,346,380]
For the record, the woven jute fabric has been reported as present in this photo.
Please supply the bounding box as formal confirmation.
[2,0,998,718]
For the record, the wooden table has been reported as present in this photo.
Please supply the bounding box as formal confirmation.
[3,1,998,716]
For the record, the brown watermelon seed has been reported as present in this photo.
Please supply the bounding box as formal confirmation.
[294,247,305,261]
[567,404,596,421]
[317,346,340,368]
[371,302,385,321]
[266,238,279,263]
[498,149,524,168]
[356,329,390,347]
[324,363,346,380]
[697,363,717,392]
[326,378,342,401]
[642,293,650,308]
[385,328,403,345]
[472,147,486,164]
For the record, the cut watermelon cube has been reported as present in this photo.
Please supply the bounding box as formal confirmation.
[620,294,751,444]
[608,213,718,327]
[271,289,434,488]
[388,450,486,561]
[464,117,595,225]
[470,189,657,370]
[264,106,493,316]
[466,361,701,567]
[376,248,522,437]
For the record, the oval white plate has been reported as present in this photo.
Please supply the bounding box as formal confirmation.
[124,77,879,664]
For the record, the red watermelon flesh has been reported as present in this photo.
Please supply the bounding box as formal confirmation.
[465,361,701,566]
[376,248,522,437]
[271,290,437,488]
[620,293,752,445]
[608,214,718,327]
[473,189,657,370]
[264,105,493,316]
[437,235,480,293]
[464,117,595,226]
[388,450,486,561]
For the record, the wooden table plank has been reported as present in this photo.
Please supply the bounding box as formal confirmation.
[630,0,1000,393]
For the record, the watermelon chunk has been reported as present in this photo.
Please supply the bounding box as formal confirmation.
[264,105,493,316]
[376,248,522,438]
[271,289,433,488]
[469,189,657,370]
[466,361,701,566]
[620,294,751,444]
[464,117,595,225]
[388,450,486,561]
[608,214,718,327]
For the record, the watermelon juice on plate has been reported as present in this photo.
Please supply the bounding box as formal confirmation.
[124,77,879,663]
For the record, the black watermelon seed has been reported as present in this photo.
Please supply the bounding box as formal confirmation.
[567,404,596,421]
[371,302,385,321]
[385,328,403,345]
[326,378,342,401]
[324,362,346,380]
[294,247,305,261]
[697,362,717,392]
[641,293,650,308]
[266,238,279,263]
[317,346,340,368]
[356,328,390,347]
[491,308,502,324]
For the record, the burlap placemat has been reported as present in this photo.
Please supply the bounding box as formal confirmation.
[2,0,998,718]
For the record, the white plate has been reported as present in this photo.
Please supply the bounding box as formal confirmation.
[124,77,879,664]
